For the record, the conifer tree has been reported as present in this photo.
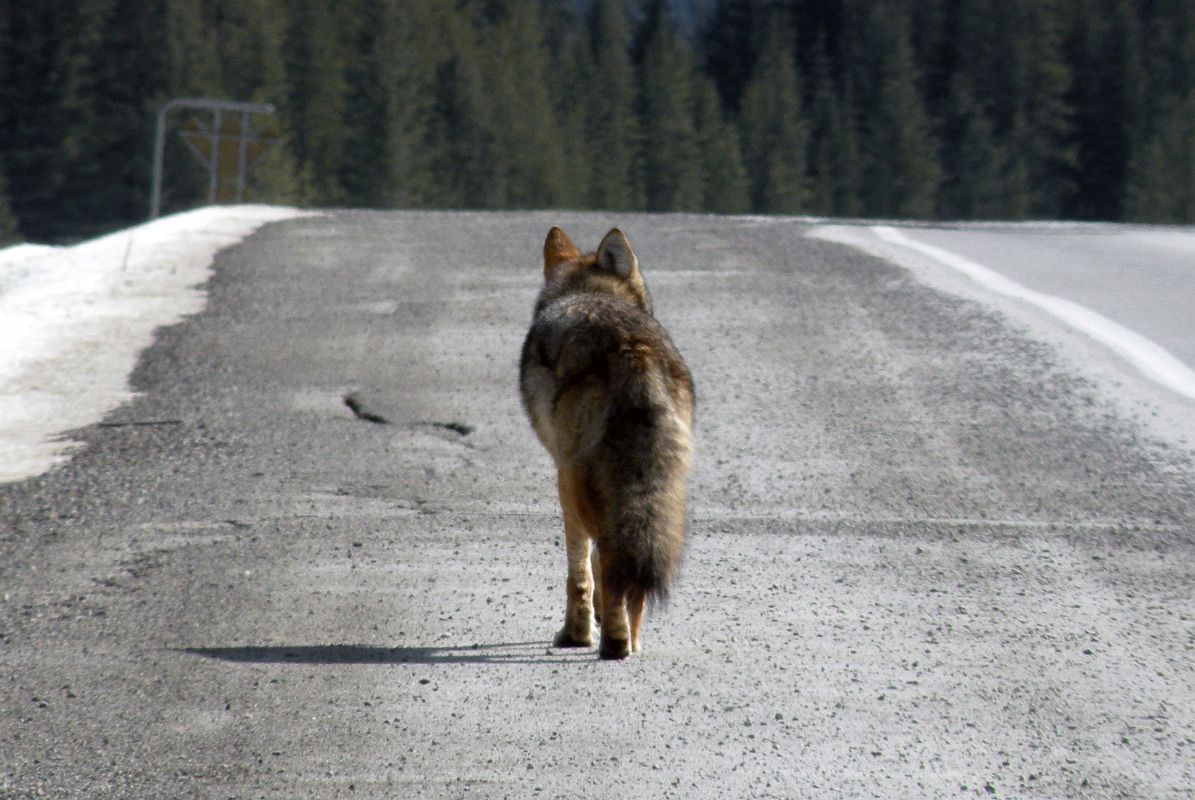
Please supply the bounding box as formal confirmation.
[155,0,222,208]
[1065,0,1146,220]
[1,2,99,239]
[426,10,496,208]
[544,8,595,207]
[0,166,20,245]
[857,4,939,218]
[830,80,864,217]
[808,76,866,218]
[1010,0,1074,217]
[637,1,701,212]
[1172,93,1195,221]
[374,0,442,208]
[692,77,749,214]
[807,40,845,216]
[1126,89,1195,222]
[209,0,284,99]
[216,0,305,205]
[283,0,349,204]
[165,0,221,96]
[996,117,1033,220]
[483,0,568,208]
[738,18,807,214]
[68,0,173,234]
[702,0,762,113]
[586,0,642,209]
[938,74,1003,219]
[1126,2,1195,222]
[337,0,396,207]
[1125,136,1171,222]
[928,0,1072,216]
[0,8,9,145]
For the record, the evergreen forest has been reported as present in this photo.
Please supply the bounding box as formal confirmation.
[2,0,1194,244]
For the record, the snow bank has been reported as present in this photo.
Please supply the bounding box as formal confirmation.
[0,206,308,483]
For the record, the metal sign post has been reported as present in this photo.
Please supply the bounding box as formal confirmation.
[149,98,277,219]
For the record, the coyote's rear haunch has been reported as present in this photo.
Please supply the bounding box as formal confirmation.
[519,227,694,660]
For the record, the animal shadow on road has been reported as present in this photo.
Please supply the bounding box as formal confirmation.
[182,641,588,666]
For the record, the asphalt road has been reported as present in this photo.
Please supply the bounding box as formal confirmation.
[2,211,1194,798]
[902,223,1195,369]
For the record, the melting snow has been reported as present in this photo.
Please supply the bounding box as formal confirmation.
[0,205,307,483]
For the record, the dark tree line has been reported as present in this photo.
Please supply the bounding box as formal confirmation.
[2,0,1194,244]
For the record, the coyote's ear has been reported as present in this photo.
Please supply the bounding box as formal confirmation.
[596,228,638,278]
[544,226,582,279]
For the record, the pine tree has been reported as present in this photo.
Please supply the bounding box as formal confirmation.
[692,77,749,214]
[426,9,496,208]
[483,0,568,208]
[154,0,223,210]
[338,0,390,206]
[702,0,762,114]
[938,74,1003,219]
[831,79,864,217]
[808,73,865,218]
[283,0,350,204]
[0,7,18,236]
[1009,0,1075,217]
[738,18,807,214]
[216,0,305,205]
[545,7,595,207]
[636,1,701,212]
[1126,0,1195,221]
[0,165,20,245]
[1065,0,1146,220]
[586,0,641,209]
[857,4,939,218]
[370,0,443,208]
[1126,89,1195,222]
[920,0,1074,218]
[1125,135,1171,222]
[1175,93,1195,221]
[166,0,220,96]
[807,40,843,216]
[1,3,99,239]
[67,0,173,234]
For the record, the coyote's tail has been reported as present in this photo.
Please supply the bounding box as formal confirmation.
[599,351,692,602]
[603,479,688,603]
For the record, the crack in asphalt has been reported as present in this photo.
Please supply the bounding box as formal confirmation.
[342,394,473,437]
[342,393,389,424]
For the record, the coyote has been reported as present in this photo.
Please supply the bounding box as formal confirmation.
[519,227,694,660]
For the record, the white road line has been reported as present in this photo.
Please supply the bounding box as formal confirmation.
[872,225,1195,402]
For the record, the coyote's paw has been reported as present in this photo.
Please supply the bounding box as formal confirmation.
[599,636,631,661]
[553,628,594,648]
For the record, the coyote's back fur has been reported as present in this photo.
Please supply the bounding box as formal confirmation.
[519,226,694,660]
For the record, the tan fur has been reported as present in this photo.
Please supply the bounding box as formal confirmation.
[519,227,694,660]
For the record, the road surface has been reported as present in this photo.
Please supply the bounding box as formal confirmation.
[2,211,1194,798]
[900,223,1195,369]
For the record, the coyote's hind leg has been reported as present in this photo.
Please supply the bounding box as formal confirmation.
[597,549,631,660]
[628,589,646,653]
[553,469,595,648]
[591,544,602,623]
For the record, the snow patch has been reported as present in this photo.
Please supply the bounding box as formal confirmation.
[0,205,309,483]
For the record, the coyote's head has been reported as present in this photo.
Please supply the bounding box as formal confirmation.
[539,227,652,316]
